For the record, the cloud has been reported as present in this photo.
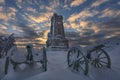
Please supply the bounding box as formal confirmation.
[81,29,94,36]
[99,8,120,18]
[79,21,89,28]
[16,21,38,38]
[15,37,46,48]
[91,0,108,7]
[28,12,53,23]
[0,24,8,35]
[43,0,60,12]
[118,1,120,5]
[51,0,60,8]
[91,17,120,40]
[0,0,4,3]
[26,7,36,13]
[0,7,8,21]
[0,24,7,30]
[43,30,50,39]
[67,8,99,34]
[99,17,120,29]
[92,25,100,33]
[68,8,98,22]
[0,7,17,22]
[66,15,120,45]
[62,0,71,10]
[0,13,7,21]
[70,0,86,7]
[69,22,79,29]
[64,22,71,29]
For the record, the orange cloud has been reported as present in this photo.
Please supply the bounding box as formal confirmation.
[28,12,53,23]
[43,30,50,38]
[68,8,97,22]
[92,25,100,33]
[0,24,7,30]
[80,21,89,28]
[0,7,16,21]
[0,0,4,3]
[0,24,8,35]
[91,0,108,7]
[71,0,86,7]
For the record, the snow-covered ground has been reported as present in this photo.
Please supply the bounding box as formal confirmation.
[25,46,120,80]
[1,37,120,80]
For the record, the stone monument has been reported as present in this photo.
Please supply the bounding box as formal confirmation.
[46,13,69,49]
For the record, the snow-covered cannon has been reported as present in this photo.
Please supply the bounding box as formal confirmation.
[0,45,47,77]
[10,45,47,72]
[67,44,111,75]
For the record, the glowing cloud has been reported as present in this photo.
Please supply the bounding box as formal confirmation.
[28,12,53,23]
[68,8,97,22]
[0,0,4,3]
[80,21,89,28]
[70,0,86,7]
[91,0,108,7]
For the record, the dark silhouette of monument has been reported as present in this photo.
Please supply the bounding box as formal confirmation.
[46,13,69,49]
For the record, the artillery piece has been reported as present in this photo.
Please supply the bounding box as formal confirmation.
[0,34,47,76]
[3,45,47,75]
[67,44,111,75]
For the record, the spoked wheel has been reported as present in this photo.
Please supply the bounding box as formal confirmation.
[42,47,47,71]
[90,49,111,68]
[67,47,88,75]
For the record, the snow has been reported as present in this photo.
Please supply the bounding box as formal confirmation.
[24,46,120,80]
[0,37,120,80]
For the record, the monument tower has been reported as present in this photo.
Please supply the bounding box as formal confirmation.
[46,13,69,49]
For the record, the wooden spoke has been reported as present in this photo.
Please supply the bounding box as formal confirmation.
[99,57,107,59]
[79,64,85,71]
[78,56,84,61]
[98,62,103,67]
[98,51,104,57]
[100,60,108,64]
[79,60,85,64]
[97,63,100,68]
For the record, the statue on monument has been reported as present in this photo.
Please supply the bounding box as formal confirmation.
[46,13,69,49]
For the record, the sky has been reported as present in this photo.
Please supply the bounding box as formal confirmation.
[0,0,120,48]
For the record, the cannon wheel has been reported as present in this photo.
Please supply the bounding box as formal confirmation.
[42,47,47,71]
[67,47,88,75]
[89,49,111,68]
